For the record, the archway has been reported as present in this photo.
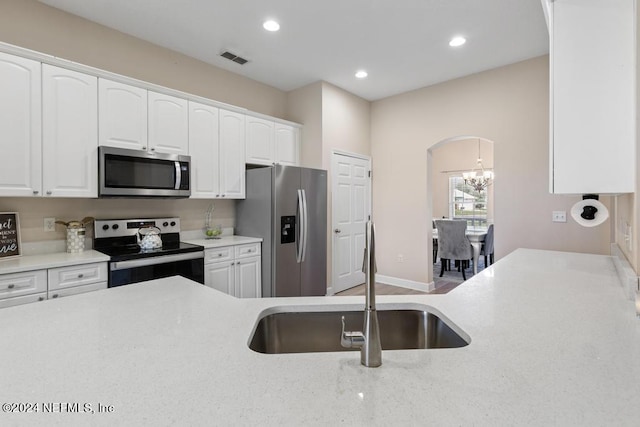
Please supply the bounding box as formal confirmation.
[427,136,495,288]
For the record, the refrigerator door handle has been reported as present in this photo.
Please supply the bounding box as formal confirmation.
[301,189,308,263]
[296,189,304,263]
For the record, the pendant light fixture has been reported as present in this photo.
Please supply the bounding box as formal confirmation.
[462,139,493,192]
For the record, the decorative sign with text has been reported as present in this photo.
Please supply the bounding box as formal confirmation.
[0,212,21,259]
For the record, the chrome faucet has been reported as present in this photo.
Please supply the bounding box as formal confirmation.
[341,220,382,367]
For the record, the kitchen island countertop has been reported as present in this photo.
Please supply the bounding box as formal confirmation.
[1,248,639,426]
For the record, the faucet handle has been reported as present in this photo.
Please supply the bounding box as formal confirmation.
[340,315,365,349]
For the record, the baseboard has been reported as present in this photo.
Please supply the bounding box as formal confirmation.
[376,275,434,292]
[610,243,638,301]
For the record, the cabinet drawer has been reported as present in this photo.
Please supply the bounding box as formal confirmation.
[0,292,47,309]
[48,281,107,300]
[205,247,233,264]
[48,262,108,290]
[0,270,47,300]
[235,243,261,259]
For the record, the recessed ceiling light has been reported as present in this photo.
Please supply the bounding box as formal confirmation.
[449,36,466,47]
[355,70,368,79]
[263,20,280,32]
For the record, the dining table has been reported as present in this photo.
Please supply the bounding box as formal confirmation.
[432,227,488,275]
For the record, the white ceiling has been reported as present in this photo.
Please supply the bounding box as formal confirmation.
[38,0,549,101]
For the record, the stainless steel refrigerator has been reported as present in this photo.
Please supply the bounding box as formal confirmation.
[235,165,327,297]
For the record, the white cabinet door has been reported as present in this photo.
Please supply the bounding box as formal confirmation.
[234,256,261,298]
[98,79,147,151]
[275,124,300,166]
[204,260,234,294]
[188,101,220,198]
[219,109,246,199]
[148,91,188,155]
[42,65,98,198]
[0,52,42,197]
[245,116,274,165]
[549,0,634,194]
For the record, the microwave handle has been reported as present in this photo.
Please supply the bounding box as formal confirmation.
[174,162,181,190]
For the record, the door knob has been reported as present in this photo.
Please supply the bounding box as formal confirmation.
[334,229,341,234]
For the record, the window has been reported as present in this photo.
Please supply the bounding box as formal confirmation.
[448,176,488,228]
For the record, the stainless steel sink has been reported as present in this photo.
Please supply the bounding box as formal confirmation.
[248,304,469,354]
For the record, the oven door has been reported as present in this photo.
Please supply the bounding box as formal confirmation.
[109,252,204,287]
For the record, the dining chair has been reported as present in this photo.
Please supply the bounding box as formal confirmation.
[434,219,473,280]
[480,224,495,267]
[432,220,438,263]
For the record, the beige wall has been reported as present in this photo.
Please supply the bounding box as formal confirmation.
[430,138,494,221]
[288,81,372,290]
[321,82,372,166]
[0,198,235,243]
[286,82,323,169]
[0,0,287,118]
[612,3,640,273]
[371,56,611,285]
[0,0,288,245]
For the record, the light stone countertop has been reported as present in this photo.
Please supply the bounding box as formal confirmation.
[0,250,109,275]
[0,248,639,426]
[182,235,262,249]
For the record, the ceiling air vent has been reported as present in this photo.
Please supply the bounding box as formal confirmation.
[220,51,249,65]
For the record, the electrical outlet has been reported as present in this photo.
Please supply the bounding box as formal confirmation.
[552,211,566,223]
[397,254,404,263]
[44,217,56,232]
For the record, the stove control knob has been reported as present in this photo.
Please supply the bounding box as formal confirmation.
[102,225,109,231]
[112,224,119,230]
[163,222,169,227]
[170,221,176,227]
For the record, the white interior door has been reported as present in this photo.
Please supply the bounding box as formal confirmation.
[331,152,371,293]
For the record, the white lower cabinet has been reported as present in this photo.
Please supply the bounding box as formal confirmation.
[204,243,261,298]
[48,281,107,300]
[0,270,47,300]
[0,262,108,309]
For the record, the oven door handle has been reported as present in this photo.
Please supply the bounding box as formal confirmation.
[110,251,204,271]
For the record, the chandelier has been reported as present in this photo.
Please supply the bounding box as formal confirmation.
[462,139,493,192]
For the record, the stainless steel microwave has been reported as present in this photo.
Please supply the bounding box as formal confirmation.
[98,146,191,198]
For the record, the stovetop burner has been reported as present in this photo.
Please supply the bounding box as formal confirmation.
[93,217,203,261]
[96,242,203,262]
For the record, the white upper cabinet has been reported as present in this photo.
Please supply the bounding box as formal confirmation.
[547,0,634,194]
[246,116,275,165]
[42,65,98,198]
[98,79,147,151]
[245,116,300,167]
[219,109,246,199]
[188,101,220,198]
[0,52,42,197]
[148,91,188,155]
[274,124,300,166]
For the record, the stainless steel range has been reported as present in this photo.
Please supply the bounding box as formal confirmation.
[93,217,204,287]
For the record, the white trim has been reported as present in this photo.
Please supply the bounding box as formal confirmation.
[326,286,334,296]
[331,149,370,161]
[610,243,638,302]
[0,41,300,127]
[376,274,434,293]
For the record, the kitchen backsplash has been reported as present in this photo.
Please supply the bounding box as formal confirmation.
[0,198,235,243]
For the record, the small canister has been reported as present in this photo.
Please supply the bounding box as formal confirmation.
[66,227,85,253]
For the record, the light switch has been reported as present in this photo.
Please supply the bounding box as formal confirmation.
[552,211,567,223]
